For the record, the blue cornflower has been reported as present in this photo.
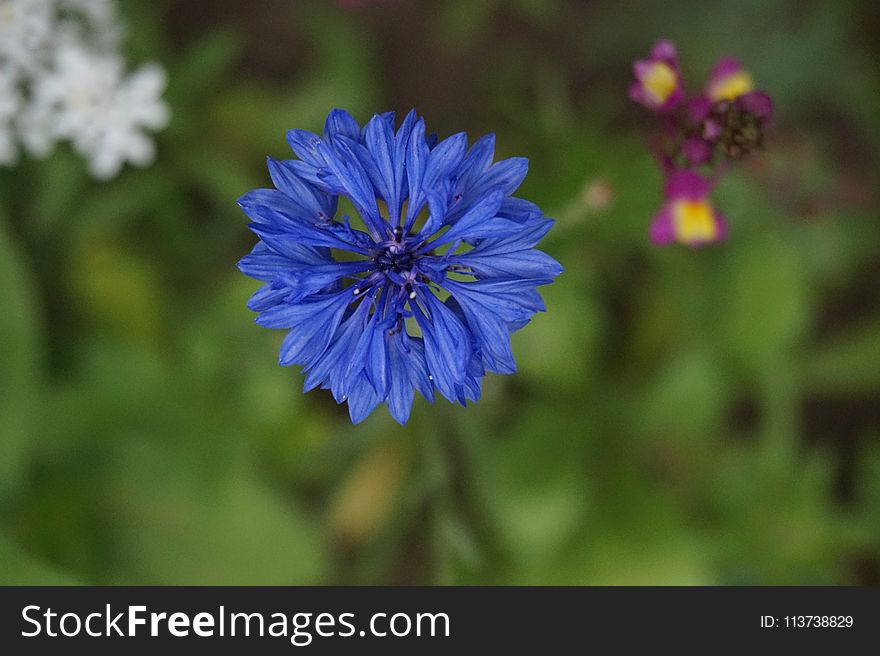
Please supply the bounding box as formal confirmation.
[237,109,562,424]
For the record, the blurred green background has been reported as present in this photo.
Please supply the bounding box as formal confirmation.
[2,0,879,585]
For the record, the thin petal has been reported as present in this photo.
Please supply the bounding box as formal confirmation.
[246,283,289,312]
[455,133,496,190]
[324,108,361,141]
[267,157,334,218]
[428,189,519,246]
[386,334,415,425]
[304,299,371,399]
[346,370,383,424]
[413,293,471,403]
[317,137,384,236]
[286,129,325,167]
[364,113,398,216]
[346,310,391,397]
[404,119,429,225]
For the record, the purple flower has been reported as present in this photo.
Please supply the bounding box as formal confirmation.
[735,90,773,119]
[628,40,684,112]
[649,171,726,247]
[668,97,714,166]
[631,42,774,247]
[681,136,712,166]
[684,95,712,123]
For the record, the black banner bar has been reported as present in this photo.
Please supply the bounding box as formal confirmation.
[1,587,876,652]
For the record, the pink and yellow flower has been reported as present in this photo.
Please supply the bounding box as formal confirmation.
[649,171,727,247]
[628,41,684,112]
[706,56,754,103]
[631,42,774,247]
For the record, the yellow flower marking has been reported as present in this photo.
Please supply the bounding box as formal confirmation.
[708,70,754,102]
[673,199,717,243]
[643,62,678,105]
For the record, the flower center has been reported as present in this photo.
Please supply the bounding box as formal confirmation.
[346,234,426,302]
[376,247,416,275]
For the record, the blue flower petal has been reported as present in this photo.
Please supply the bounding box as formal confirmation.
[346,370,383,424]
[428,189,522,246]
[267,157,335,218]
[364,113,402,223]
[240,188,372,253]
[455,133,496,189]
[497,196,543,223]
[277,261,372,302]
[425,132,468,187]
[464,157,528,204]
[413,132,467,233]
[444,277,548,323]
[413,292,471,403]
[403,337,435,402]
[286,129,325,167]
[238,240,329,276]
[247,283,289,312]
[346,309,391,397]
[316,137,384,237]
[265,292,353,368]
[449,217,564,278]
[456,248,563,280]
[324,108,361,141]
[256,289,350,330]
[404,119,429,225]
[386,340,415,425]
[446,158,529,225]
[303,299,371,399]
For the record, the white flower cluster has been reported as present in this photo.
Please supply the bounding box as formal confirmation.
[0,0,169,179]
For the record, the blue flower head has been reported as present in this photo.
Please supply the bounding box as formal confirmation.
[237,109,562,424]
